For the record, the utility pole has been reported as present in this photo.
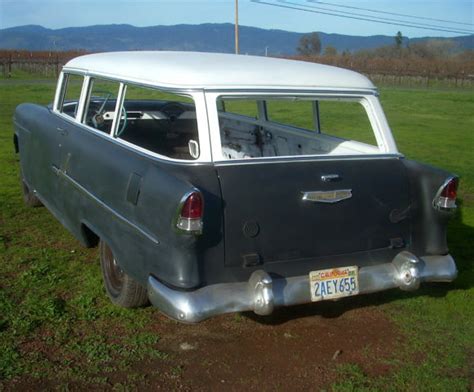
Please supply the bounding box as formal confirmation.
[235,0,239,54]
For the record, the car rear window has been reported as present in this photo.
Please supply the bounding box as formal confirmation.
[217,96,380,160]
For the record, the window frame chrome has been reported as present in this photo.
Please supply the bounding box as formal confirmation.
[205,90,400,163]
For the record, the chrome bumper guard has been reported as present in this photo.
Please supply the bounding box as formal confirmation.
[147,251,457,323]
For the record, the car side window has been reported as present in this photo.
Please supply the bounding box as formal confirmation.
[59,74,84,118]
[82,78,121,134]
[218,99,258,119]
[266,99,315,131]
[115,84,199,160]
[217,95,380,160]
[318,100,377,146]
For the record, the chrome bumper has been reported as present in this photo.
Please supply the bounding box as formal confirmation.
[147,251,457,323]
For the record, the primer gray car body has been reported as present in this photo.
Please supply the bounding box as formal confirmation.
[14,51,459,323]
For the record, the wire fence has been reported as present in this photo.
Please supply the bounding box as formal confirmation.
[291,54,474,88]
[0,50,86,78]
[1,50,473,88]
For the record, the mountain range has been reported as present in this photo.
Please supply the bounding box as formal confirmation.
[1,24,473,55]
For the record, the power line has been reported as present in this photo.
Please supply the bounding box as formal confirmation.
[291,0,474,34]
[308,0,473,27]
[251,0,474,35]
[271,0,474,34]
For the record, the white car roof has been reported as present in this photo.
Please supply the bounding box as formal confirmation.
[64,51,375,91]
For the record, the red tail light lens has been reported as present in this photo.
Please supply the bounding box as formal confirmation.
[181,192,203,219]
[433,177,458,211]
[440,178,458,200]
[176,190,204,233]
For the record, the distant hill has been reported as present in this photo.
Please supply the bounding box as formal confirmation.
[0,23,472,55]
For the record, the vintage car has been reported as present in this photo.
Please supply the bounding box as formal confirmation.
[14,51,459,323]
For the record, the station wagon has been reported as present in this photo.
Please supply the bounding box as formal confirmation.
[14,51,459,322]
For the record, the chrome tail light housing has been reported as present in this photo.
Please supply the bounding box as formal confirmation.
[175,189,204,234]
[433,177,459,211]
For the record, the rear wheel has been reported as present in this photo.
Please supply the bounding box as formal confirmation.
[99,240,149,308]
[20,172,42,207]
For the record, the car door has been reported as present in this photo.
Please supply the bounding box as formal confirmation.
[15,101,71,215]
[53,77,221,288]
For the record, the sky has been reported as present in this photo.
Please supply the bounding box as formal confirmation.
[0,0,473,38]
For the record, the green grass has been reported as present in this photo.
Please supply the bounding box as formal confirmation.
[0,79,473,390]
[0,80,168,387]
[329,86,474,390]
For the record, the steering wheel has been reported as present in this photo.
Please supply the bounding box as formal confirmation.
[116,106,128,137]
[159,102,187,121]
[90,90,112,129]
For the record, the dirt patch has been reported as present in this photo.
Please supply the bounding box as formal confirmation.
[467,349,474,392]
[139,302,399,391]
[1,300,400,391]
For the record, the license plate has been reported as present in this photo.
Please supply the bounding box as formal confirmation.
[309,266,359,301]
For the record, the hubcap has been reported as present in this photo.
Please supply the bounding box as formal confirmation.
[103,244,124,294]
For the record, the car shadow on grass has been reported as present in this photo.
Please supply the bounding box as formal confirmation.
[244,198,474,326]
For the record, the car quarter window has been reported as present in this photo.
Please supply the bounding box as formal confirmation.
[82,78,121,134]
[59,73,84,118]
[115,84,199,160]
[217,96,380,160]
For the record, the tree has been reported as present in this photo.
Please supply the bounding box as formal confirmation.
[410,39,458,59]
[395,31,403,49]
[297,32,321,56]
[323,45,337,56]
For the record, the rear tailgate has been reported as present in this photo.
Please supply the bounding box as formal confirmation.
[216,157,411,268]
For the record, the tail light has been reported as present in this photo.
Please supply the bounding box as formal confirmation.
[433,177,458,211]
[175,190,203,233]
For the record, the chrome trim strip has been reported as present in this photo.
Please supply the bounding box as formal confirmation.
[13,120,30,133]
[54,167,159,245]
[204,88,378,95]
[302,189,352,203]
[214,153,403,166]
[147,252,457,323]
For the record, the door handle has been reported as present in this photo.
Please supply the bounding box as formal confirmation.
[321,174,341,182]
[56,127,68,136]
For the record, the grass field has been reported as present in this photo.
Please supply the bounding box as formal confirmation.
[0,77,473,390]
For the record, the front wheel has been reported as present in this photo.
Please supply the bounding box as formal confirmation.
[99,240,149,308]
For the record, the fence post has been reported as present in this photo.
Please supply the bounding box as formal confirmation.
[8,54,12,78]
[55,54,60,77]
